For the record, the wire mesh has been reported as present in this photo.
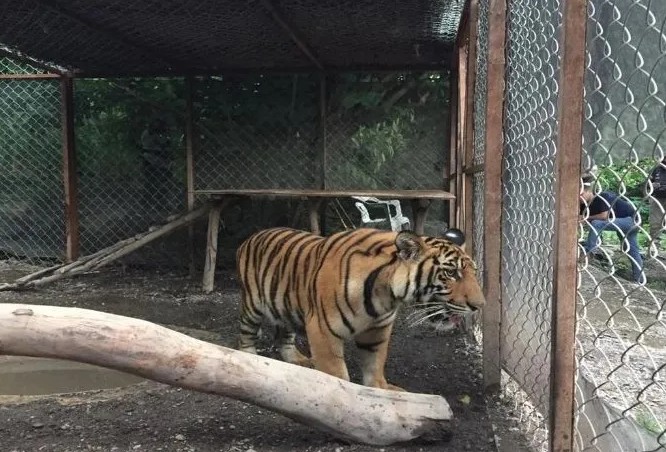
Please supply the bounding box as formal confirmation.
[0,0,463,75]
[576,1,666,450]
[499,0,562,449]
[325,72,450,191]
[471,0,488,286]
[0,58,64,263]
[74,78,187,266]
[193,74,320,191]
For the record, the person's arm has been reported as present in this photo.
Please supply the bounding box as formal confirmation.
[587,209,609,221]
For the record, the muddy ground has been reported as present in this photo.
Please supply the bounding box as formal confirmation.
[0,263,528,452]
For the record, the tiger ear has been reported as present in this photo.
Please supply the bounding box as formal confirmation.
[442,228,466,248]
[395,230,425,261]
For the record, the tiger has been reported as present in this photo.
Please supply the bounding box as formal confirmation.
[235,226,485,391]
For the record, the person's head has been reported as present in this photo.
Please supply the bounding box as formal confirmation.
[580,174,596,203]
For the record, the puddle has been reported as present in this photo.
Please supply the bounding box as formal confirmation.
[0,356,144,396]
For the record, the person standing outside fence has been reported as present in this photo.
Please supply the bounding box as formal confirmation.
[647,157,666,254]
[579,175,646,284]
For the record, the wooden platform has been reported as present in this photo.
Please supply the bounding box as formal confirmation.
[196,188,455,293]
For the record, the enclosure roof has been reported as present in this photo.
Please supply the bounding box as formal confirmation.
[0,0,463,76]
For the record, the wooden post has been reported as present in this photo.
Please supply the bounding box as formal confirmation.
[308,198,323,235]
[456,32,468,230]
[202,204,222,293]
[60,76,79,262]
[185,76,196,277]
[463,0,479,257]
[482,0,508,392]
[447,70,459,228]
[550,0,588,450]
[202,199,232,293]
[319,74,327,190]
[411,199,432,235]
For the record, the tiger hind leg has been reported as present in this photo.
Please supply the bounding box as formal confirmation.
[237,296,263,355]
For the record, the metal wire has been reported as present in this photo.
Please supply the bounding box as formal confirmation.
[500,3,562,449]
[0,58,64,264]
[576,1,666,450]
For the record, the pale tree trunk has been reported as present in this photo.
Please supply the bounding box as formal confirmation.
[0,304,452,446]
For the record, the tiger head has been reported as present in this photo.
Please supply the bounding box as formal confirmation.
[393,228,485,327]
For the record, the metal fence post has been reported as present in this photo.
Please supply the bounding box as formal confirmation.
[550,0,588,450]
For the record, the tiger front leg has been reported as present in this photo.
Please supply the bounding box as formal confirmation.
[305,318,350,382]
[354,323,405,391]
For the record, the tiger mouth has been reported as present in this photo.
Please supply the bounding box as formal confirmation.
[444,302,478,314]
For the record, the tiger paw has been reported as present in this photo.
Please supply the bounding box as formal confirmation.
[292,356,314,368]
[386,383,407,392]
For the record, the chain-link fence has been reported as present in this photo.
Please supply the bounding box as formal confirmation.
[575,0,666,449]
[75,78,187,267]
[467,0,666,450]
[501,0,561,447]
[0,60,452,271]
[0,58,64,265]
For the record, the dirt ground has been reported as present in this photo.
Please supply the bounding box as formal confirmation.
[0,263,529,452]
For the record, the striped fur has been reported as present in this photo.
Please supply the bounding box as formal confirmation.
[236,226,485,391]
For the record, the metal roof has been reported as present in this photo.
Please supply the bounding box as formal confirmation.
[0,0,464,76]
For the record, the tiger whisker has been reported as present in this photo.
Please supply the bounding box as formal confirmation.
[405,306,446,320]
[408,309,451,327]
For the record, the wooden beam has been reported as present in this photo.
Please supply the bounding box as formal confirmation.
[463,0,479,258]
[482,0,508,392]
[550,0,588,450]
[71,61,455,79]
[259,0,324,71]
[32,0,186,71]
[60,76,80,262]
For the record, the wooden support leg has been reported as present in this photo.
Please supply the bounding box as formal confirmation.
[411,199,432,235]
[202,202,223,293]
[308,198,323,235]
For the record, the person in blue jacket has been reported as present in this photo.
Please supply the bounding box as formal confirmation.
[579,175,645,284]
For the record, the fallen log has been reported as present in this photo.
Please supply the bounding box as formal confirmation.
[0,203,213,291]
[0,304,452,446]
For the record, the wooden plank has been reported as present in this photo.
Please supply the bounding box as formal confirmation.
[60,76,79,262]
[185,76,196,277]
[195,188,455,200]
[482,0,508,392]
[463,0,479,257]
[550,0,588,450]
[71,62,455,80]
